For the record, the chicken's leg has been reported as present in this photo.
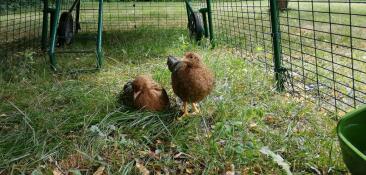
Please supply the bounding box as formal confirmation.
[192,103,200,115]
[178,101,189,119]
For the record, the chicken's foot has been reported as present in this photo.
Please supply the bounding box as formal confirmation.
[178,102,189,120]
[192,103,200,115]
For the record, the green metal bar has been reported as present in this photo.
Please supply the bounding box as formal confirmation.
[206,0,214,47]
[68,0,80,13]
[56,50,95,54]
[96,0,104,69]
[48,0,61,71]
[199,8,209,38]
[49,8,55,38]
[185,0,193,20]
[41,0,49,51]
[75,0,81,34]
[185,0,189,20]
[269,0,285,91]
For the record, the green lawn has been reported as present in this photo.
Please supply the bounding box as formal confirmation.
[1,0,365,174]
[0,28,347,174]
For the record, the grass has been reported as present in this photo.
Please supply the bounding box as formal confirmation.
[2,0,365,174]
[0,28,348,174]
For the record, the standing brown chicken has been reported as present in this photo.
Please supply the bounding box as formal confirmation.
[167,52,214,117]
[119,75,170,111]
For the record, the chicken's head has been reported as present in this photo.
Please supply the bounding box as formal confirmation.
[184,52,202,66]
[132,75,153,92]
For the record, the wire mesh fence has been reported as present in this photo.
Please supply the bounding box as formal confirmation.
[0,0,365,115]
[103,1,186,31]
[0,0,43,58]
[279,0,366,115]
[211,0,274,70]
[211,0,366,115]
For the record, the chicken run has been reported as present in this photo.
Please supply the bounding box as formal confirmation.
[1,0,366,174]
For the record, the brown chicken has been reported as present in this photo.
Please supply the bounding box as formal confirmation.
[167,52,214,117]
[119,75,170,111]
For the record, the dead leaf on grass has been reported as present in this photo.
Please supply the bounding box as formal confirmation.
[59,153,87,170]
[135,160,150,175]
[52,168,63,175]
[260,146,292,175]
[264,115,276,125]
[185,168,194,174]
[249,123,258,132]
[93,166,105,175]
[225,164,235,175]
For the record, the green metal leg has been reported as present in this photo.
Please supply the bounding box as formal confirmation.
[96,0,104,69]
[206,0,214,47]
[48,0,62,71]
[185,0,190,24]
[199,9,209,38]
[75,1,81,34]
[41,0,49,51]
[201,13,208,37]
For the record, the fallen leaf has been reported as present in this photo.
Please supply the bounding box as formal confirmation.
[52,168,63,175]
[338,111,346,116]
[260,146,292,175]
[225,164,235,175]
[174,152,183,159]
[186,168,193,174]
[242,167,250,175]
[135,160,150,175]
[170,142,177,148]
[264,115,275,125]
[93,166,105,175]
[253,166,262,175]
[156,139,163,144]
[59,153,88,170]
[249,123,258,132]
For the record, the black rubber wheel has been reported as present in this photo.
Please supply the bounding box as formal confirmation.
[57,12,74,46]
[188,12,204,41]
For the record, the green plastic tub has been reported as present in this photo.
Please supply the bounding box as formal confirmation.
[337,105,366,174]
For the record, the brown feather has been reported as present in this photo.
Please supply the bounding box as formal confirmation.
[132,75,170,111]
[171,52,214,103]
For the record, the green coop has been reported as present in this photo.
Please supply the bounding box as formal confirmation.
[1,0,366,174]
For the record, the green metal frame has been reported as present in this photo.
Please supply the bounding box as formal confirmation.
[41,0,49,51]
[185,0,214,47]
[44,0,104,71]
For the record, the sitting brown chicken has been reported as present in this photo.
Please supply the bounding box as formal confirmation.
[167,52,214,117]
[118,75,170,112]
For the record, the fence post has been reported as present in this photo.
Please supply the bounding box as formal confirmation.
[269,0,285,91]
